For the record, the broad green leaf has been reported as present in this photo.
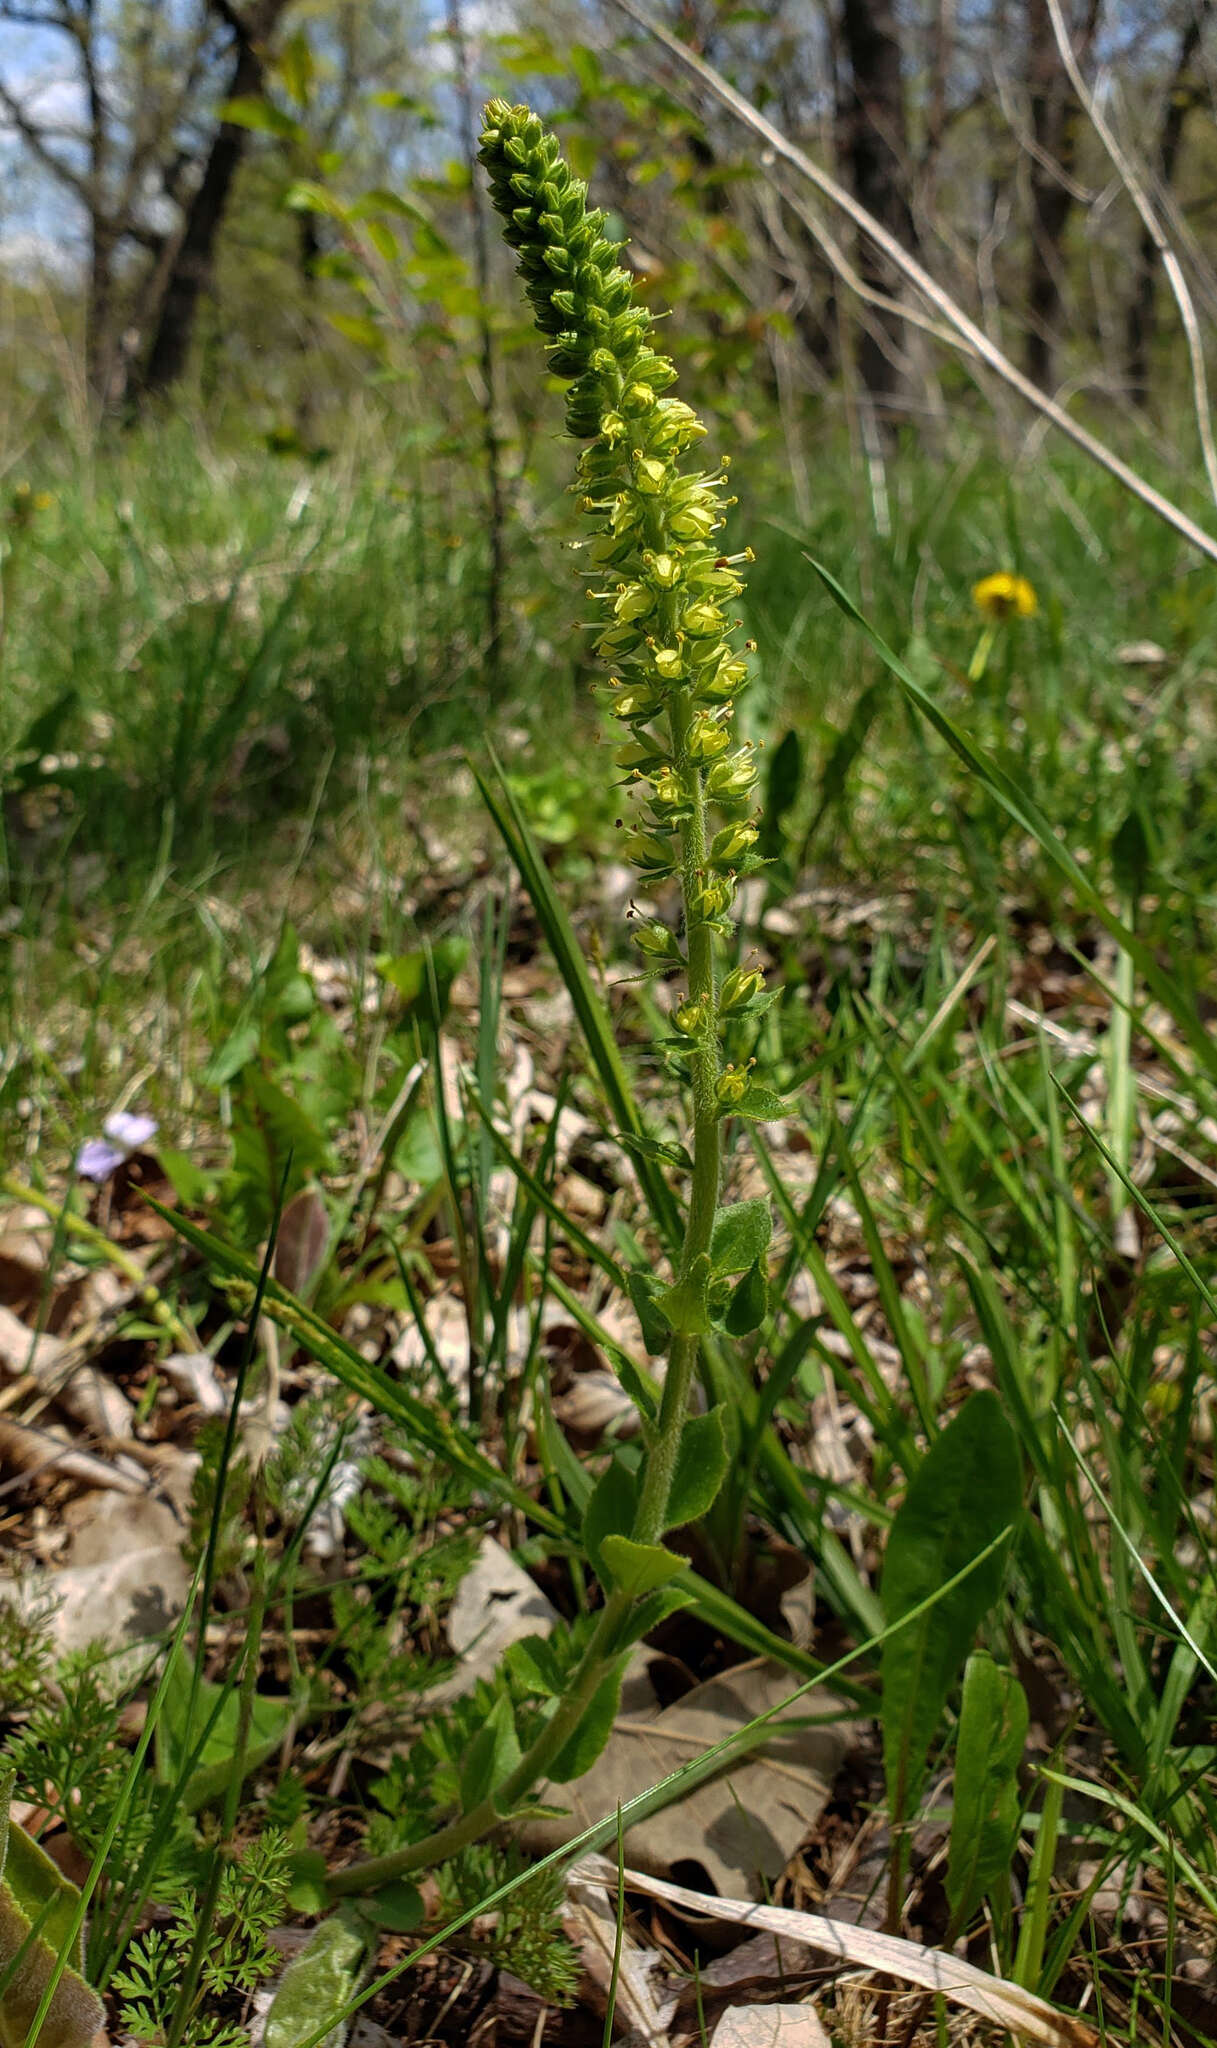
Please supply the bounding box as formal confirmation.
[505,1634,566,1698]
[287,1848,329,1916]
[265,1912,367,2048]
[376,937,470,1030]
[627,1268,671,1355]
[351,186,430,222]
[159,1662,295,1813]
[0,1772,104,2048]
[461,1695,522,1811]
[221,95,303,140]
[547,1661,625,1782]
[204,1020,260,1087]
[725,1258,768,1336]
[600,1535,686,1596]
[363,1882,423,1932]
[723,1085,790,1122]
[364,218,399,265]
[276,29,315,110]
[710,1198,772,1275]
[603,1582,695,1655]
[665,1407,729,1529]
[656,1252,712,1336]
[327,310,385,352]
[583,1459,638,1583]
[284,178,351,220]
[881,1390,1021,1832]
[947,1653,1028,1933]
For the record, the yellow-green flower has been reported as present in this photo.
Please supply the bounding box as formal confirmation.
[972,572,1038,622]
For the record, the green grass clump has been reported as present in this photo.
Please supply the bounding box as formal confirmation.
[3,90,1217,2048]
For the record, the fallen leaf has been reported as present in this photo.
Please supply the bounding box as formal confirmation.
[525,1661,849,1898]
[428,1535,559,1704]
[713,2003,830,2048]
[2,1489,188,1663]
[0,1303,131,1438]
[158,1351,228,1416]
[571,1860,1099,2048]
[273,1188,329,1297]
[0,1417,144,1495]
[567,1883,672,2046]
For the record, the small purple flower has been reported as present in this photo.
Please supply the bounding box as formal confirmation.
[75,1111,158,1182]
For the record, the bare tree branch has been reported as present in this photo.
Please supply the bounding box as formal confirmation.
[607,0,1217,566]
[1045,0,1217,504]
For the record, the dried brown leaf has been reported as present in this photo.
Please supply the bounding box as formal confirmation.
[713,2003,830,2048]
[572,1861,1099,2048]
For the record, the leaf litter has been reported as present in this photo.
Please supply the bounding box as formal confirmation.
[1,819,1213,2048]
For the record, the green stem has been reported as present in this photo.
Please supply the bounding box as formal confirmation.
[0,1171,198,1353]
[327,1587,632,1896]
[328,701,722,1901]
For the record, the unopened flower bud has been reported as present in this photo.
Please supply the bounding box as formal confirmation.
[669,499,717,540]
[614,582,652,623]
[692,874,734,919]
[612,685,663,721]
[634,457,667,495]
[716,1066,749,1106]
[719,965,764,1013]
[681,602,725,638]
[709,820,758,866]
[653,647,684,681]
[687,713,730,761]
[634,920,681,960]
[706,750,757,799]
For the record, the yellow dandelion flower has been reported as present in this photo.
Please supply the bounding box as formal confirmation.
[972,572,1038,622]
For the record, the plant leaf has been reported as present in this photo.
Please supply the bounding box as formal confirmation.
[221,94,303,140]
[725,1259,768,1336]
[583,1459,639,1583]
[665,1407,729,1529]
[505,1634,567,1698]
[880,1390,1021,1832]
[548,1661,625,1783]
[600,1536,687,1596]
[460,1695,521,1811]
[627,1268,671,1355]
[946,1653,1028,1932]
[159,1662,295,1813]
[724,1085,790,1122]
[0,1771,104,2048]
[603,1582,696,1655]
[265,1912,367,2048]
[656,1252,712,1336]
[474,758,682,1248]
[710,1198,772,1275]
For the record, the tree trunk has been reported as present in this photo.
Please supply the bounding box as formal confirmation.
[837,0,918,423]
[1025,0,1100,390]
[132,0,291,407]
[1125,0,1210,401]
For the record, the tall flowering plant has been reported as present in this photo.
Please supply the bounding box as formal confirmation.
[325,100,783,1902]
[479,98,781,1421]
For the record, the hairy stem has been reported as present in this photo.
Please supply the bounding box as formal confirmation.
[327,704,722,1899]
